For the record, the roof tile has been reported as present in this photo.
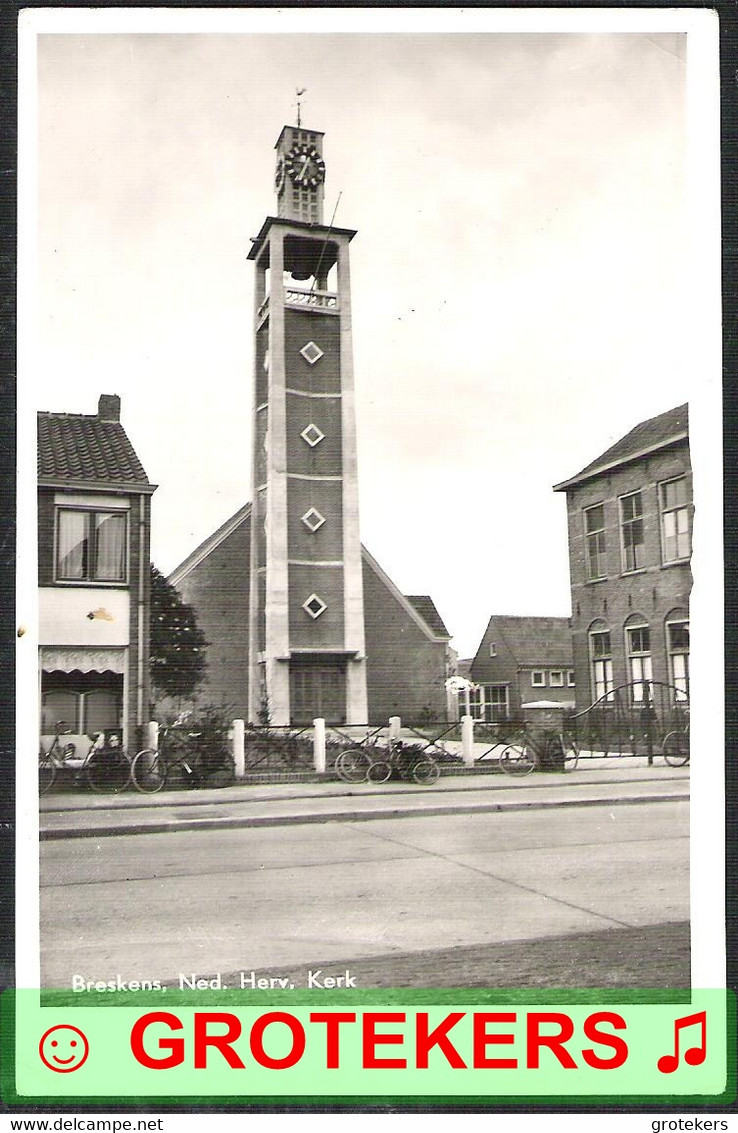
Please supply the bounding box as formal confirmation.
[482,615,573,668]
[38,412,151,487]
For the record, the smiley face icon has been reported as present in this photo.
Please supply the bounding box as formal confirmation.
[39,1024,89,1072]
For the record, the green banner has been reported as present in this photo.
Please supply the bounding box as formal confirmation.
[2,989,733,1105]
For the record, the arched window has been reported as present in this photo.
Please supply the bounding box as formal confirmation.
[624,615,652,703]
[588,620,613,702]
[665,609,690,702]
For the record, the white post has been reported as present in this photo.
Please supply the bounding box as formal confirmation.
[232,719,245,780]
[461,714,475,768]
[389,715,401,740]
[144,721,159,751]
[313,717,326,774]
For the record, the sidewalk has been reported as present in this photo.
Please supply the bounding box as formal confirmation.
[39,759,690,840]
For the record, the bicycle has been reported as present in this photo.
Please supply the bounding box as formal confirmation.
[334,746,373,783]
[498,729,579,777]
[131,719,208,793]
[39,723,131,795]
[661,722,690,766]
[366,739,441,785]
[335,738,441,785]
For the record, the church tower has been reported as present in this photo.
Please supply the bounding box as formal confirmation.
[247,123,368,726]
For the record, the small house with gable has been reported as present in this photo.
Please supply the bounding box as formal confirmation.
[466,615,575,722]
[38,394,155,752]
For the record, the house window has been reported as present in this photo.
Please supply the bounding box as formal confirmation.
[660,477,691,563]
[489,642,497,657]
[626,621,653,703]
[666,618,690,701]
[589,627,614,702]
[531,671,545,687]
[584,504,607,580]
[549,671,564,687]
[56,509,127,582]
[567,670,576,687]
[483,685,509,722]
[468,686,484,722]
[619,491,644,573]
[469,685,509,722]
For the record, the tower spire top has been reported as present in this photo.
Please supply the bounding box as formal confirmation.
[295,87,306,128]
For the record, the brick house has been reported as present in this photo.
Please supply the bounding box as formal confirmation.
[38,395,155,752]
[463,615,575,722]
[168,506,453,725]
[553,404,691,710]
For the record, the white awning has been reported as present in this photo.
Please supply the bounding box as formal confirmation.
[39,647,126,675]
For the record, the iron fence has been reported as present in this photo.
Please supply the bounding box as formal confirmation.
[157,722,234,784]
[565,681,689,761]
[241,724,314,774]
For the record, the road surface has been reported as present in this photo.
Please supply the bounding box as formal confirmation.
[40,796,689,989]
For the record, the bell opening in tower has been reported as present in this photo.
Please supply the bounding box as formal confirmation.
[283,262,337,292]
[283,235,339,285]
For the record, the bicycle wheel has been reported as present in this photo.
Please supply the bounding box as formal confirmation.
[335,748,372,784]
[367,760,392,784]
[562,736,579,772]
[86,749,131,793]
[131,749,167,793]
[662,730,690,767]
[38,752,56,796]
[411,758,440,785]
[500,740,538,776]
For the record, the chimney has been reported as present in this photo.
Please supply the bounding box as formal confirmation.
[98,394,121,422]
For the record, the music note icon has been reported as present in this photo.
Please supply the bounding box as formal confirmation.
[657,1010,707,1073]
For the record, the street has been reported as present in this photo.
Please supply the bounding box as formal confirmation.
[40,795,689,989]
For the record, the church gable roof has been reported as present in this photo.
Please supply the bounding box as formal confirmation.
[405,595,451,639]
[168,503,252,587]
[167,503,451,644]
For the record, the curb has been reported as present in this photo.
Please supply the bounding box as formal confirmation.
[39,788,690,840]
[40,767,690,814]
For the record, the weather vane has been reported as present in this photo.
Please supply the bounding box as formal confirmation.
[295,87,306,127]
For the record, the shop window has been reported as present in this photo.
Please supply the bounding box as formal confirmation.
[41,674,123,736]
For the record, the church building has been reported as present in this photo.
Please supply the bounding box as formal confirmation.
[170,123,452,726]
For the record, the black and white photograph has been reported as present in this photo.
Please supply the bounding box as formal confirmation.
[17,8,723,1016]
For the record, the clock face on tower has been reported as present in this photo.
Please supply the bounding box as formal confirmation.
[285,143,325,189]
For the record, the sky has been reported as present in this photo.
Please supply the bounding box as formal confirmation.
[28,14,713,659]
